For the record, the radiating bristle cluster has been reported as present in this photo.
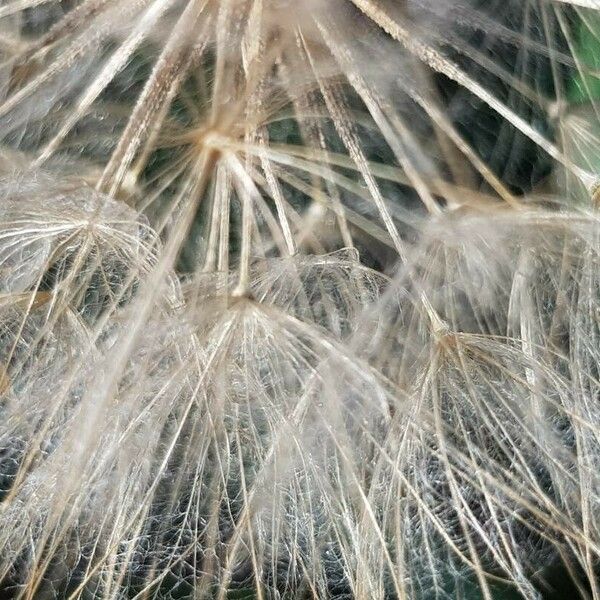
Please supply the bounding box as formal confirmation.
[1,1,600,598]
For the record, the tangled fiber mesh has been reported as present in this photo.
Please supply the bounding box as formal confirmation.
[1,1,600,599]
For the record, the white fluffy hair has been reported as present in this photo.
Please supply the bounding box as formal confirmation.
[0,1,600,598]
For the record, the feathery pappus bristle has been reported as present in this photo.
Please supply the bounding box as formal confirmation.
[1,1,600,599]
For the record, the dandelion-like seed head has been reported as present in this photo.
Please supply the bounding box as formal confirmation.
[2,0,600,598]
